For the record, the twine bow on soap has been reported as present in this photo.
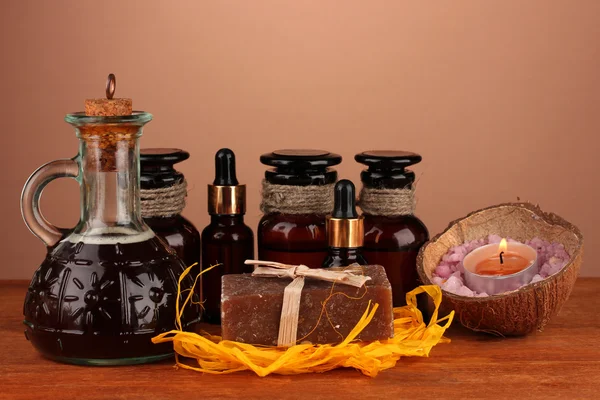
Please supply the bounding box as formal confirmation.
[244,260,371,347]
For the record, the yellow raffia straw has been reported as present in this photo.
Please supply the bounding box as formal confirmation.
[153,264,454,377]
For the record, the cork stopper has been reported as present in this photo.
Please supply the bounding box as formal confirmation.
[84,74,132,116]
[75,74,144,172]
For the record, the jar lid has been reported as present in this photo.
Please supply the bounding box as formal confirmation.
[354,150,421,168]
[355,150,422,189]
[140,148,189,189]
[260,149,342,168]
[261,149,342,186]
[140,148,190,165]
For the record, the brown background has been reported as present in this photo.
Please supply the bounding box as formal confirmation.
[1,1,598,279]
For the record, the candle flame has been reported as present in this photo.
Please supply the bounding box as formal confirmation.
[499,238,508,254]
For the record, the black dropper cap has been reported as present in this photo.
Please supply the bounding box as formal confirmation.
[328,179,363,248]
[214,148,239,186]
[208,148,246,215]
[332,180,358,218]
[355,150,422,189]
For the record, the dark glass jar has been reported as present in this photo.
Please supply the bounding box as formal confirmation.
[258,150,342,268]
[355,151,429,307]
[201,149,254,323]
[140,149,200,275]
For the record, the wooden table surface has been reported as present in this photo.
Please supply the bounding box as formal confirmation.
[1,279,599,399]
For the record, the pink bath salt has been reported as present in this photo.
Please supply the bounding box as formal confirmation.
[531,274,544,283]
[465,239,486,253]
[475,292,489,297]
[528,239,550,264]
[446,253,464,263]
[432,276,445,286]
[436,264,452,279]
[539,263,551,277]
[528,237,545,249]
[442,276,463,294]
[551,243,569,260]
[456,285,474,297]
[550,256,565,268]
[455,246,468,256]
[526,238,569,268]
[541,256,567,277]
[450,271,463,282]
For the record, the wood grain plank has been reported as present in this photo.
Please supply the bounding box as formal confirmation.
[1,279,598,400]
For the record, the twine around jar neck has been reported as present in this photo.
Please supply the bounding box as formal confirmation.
[260,180,335,215]
[357,186,416,217]
[141,180,188,218]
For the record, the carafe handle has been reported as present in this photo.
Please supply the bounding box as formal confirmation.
[21,158,80,247]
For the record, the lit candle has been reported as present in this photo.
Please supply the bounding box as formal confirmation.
[463,238,539,295]
[474,239,532,276]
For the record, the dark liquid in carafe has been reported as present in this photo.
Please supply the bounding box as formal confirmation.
[24,234,198,364]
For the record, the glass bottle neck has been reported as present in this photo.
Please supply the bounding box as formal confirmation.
[74,137,149,237]
[328,247,363,257]
[210,214,245,226]
[323,247,367,268]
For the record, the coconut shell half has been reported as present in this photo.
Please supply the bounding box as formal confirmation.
[417,203,584,336]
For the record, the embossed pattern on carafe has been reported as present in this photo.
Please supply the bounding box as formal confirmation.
[24,234,193,364]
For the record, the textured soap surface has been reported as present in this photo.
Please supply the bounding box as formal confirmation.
[221,265,393,346]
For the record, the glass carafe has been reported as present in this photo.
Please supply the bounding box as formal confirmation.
[21,111,198,365]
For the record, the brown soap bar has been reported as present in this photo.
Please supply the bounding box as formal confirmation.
[85,98,132,116]
[221,265,393,346]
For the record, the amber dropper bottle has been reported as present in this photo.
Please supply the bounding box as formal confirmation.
[201,149,254,324]
[322,180,368,268]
